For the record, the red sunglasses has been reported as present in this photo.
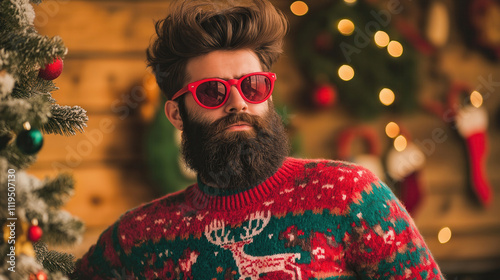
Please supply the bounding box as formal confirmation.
[171,72,276,109]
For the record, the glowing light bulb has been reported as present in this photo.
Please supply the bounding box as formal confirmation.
[344,0,357,3]
[385,122,400,138]
[374,31,390,47]
[379,88,395,106]
[338,65,355,81]
[338,19,355,35]
[23,121,31,130]
[290,1,308,16]
[470,90,483,108]
[394,135,407,152]
[387,41,403,57]
[438,227,452,244]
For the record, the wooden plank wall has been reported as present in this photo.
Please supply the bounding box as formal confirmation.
[29,0,500,274]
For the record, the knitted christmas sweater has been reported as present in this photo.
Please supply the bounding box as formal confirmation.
[73,158,444,280]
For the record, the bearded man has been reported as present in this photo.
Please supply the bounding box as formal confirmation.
[73,0,444,279]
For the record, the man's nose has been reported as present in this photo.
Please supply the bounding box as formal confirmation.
[224,86,248,113]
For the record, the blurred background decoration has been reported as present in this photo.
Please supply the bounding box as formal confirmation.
[29,0,500,279]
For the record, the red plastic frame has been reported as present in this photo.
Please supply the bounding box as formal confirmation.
[171,72,276,109]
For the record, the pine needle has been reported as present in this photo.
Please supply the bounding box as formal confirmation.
[35,173,74,208]
[34,242,76,275]
[43,105,88,136]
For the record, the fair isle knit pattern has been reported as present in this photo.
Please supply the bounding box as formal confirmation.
[73,158,444,280]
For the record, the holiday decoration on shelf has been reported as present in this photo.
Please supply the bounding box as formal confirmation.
[38,57,63,80]
[386,125,426,214]
[337,125,385,181]
[293,0,418,118]
[1,0,87,278]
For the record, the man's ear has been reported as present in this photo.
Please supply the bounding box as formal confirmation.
[164,100,184,131]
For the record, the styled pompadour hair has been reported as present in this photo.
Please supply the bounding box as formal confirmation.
[146,0,289,99]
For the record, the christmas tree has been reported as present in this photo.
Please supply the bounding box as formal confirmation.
[0,0,87,279]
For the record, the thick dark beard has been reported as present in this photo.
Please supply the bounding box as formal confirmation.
[180,102,289,191]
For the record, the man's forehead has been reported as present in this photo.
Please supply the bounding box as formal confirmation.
[184,49,262,81]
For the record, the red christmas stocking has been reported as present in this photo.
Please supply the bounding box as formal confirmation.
[456,105,492,206]
[401,172,421,214]
[387,142,426,214]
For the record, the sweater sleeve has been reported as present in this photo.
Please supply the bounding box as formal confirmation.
[71,222,127,280]
[344,178,444,279]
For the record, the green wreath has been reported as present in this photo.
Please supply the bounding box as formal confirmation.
[145,97,196,195]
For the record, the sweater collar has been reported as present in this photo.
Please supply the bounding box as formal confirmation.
[197,177,251,197]
[186,157,303,211]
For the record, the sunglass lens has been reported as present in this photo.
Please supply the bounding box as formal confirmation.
[241,75,271,102]
[196,81,226,107]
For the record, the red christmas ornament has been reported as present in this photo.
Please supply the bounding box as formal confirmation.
[38,57,63,80]
[313,84,337,108]
[29,271,47,280]
[28,224,43,242]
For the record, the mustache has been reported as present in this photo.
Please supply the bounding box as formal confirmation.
[209,113,265,134]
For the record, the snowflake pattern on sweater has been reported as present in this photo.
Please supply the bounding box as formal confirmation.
[73,158,444,280]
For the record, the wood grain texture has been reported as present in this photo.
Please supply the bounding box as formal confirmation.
[48,58,154,112]
[32,114,145,165]
[28,164,158,227]
[34,1,170,53]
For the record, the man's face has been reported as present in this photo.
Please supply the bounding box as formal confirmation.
[176,49,289,190]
